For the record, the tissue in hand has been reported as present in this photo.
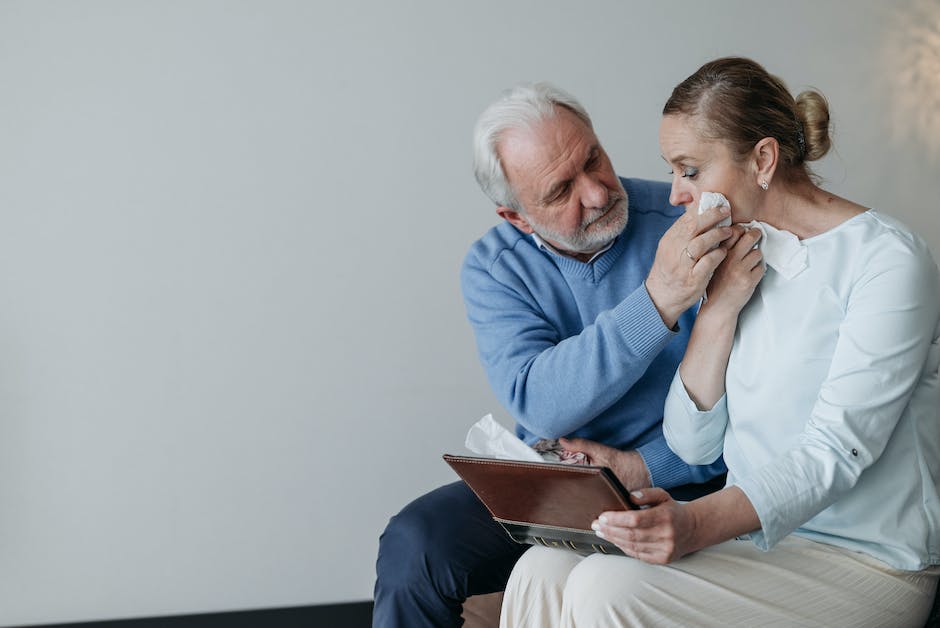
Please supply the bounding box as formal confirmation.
[464,415,590,465]
[698,191,732,227]
[464,414,543,462]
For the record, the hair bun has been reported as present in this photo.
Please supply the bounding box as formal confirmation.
[795,90,831,162]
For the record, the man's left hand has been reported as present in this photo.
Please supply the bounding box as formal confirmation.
[559,437,651,489]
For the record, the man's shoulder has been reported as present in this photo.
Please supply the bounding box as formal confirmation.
[620,177,683,220]
[462,221,537,275]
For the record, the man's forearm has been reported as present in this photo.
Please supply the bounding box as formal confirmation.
[483,286,675,437]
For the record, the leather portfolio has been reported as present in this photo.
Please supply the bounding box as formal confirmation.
[443,454,635,555]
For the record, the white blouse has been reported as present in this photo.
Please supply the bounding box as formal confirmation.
[664,210,940,571]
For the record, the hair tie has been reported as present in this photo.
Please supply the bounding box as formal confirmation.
[796,124,806,159]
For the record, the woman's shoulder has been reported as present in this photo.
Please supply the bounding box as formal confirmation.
[813,209,929,256]
[842,210,940,303]
[855,210,935,261]
[805,209,937,297]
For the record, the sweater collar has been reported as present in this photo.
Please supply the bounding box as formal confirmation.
[530,232,617,263]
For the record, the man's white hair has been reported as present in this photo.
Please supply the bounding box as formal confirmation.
[472,82,593,211]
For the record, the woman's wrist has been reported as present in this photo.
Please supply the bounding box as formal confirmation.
[684,487,760,553]
[678,302,739,410]
[697,297,744,327]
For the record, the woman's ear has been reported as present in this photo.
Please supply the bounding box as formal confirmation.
[753,137,779,189]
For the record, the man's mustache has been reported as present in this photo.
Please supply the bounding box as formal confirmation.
[582,194,625,228]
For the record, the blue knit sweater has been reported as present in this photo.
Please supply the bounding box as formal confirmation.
[461,178,726,488]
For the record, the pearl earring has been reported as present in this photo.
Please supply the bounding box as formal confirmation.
[760,180,769,190]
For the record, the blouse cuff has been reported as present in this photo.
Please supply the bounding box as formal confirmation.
[663,369,728,465]
[729,476,779,550]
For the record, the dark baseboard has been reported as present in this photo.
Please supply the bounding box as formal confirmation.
[29,601,373,628]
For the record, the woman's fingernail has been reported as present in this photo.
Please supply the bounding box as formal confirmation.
[598,515,608,524]
[595,528,605,539]
[631,491,644,499]
[591,521,600,531]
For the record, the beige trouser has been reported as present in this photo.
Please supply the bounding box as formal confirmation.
[500,536,939,627]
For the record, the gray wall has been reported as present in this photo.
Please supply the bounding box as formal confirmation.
[1,1,938,624]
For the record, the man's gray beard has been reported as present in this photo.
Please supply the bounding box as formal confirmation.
[527,192,629,255]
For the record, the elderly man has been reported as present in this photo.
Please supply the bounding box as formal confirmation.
[373,83,731,628]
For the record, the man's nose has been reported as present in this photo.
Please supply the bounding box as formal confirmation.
[580,175,609,209]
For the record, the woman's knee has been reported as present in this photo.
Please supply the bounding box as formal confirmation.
[508,547,583,593]
[567,554,653,595]
[562,555,664,625]
[501,548,584,628]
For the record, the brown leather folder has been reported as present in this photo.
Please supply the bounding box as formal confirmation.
[443,454,636,555]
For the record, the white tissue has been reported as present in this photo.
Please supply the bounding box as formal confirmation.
[465,414,543,462]
[698,191,733,227]
[739,220,808,280]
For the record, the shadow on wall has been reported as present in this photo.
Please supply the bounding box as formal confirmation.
[883,0,940,161]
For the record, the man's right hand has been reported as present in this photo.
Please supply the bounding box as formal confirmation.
[645,204,733,328]
[559,437,651,490]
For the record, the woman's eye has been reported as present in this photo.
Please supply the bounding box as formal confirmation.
[682,168,699,179]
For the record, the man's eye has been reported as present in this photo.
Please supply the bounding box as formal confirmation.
[551,184,570,203]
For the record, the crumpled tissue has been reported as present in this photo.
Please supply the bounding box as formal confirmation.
[738,220,808,280]
[698,191,733,227]
[465,414,543,461]
[696,191,807,280]
[465,414,588,464]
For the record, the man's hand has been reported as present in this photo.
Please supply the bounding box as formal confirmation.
[645,204,734,328]
[559,437,651,490]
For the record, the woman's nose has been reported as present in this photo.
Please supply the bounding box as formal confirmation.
[669,180,693,208]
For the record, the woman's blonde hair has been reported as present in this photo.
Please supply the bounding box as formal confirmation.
[663,57,831,182]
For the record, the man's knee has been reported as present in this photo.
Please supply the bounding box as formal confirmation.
[376,482,484,592]
[377,493,443,585]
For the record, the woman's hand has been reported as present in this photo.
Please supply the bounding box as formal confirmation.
[591,488,696,564]
[592,486,761,565]
[701,225,764,318]
[645,205,733,328]
[559,437,651,490]
[674,225,763,410]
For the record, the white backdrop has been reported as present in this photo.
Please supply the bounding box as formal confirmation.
[1,1,938,625]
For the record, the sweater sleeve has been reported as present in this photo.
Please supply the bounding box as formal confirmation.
[461,247,675,439]
[637,433,726,487]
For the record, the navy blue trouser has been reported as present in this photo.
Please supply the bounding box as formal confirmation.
[372,481,527,628]
[372,475,727,627]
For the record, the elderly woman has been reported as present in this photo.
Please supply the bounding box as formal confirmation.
[499,57,940,627]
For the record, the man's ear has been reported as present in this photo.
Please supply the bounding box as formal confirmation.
[496,206,534,234]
